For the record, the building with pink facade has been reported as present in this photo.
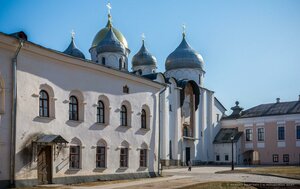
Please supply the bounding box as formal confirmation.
[215,98,300,165]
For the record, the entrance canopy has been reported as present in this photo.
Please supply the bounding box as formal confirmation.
[34,134,68,144]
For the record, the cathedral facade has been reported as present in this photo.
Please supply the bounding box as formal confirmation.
[0,7,224,188]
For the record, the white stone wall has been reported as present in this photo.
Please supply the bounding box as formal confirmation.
[0,40,14,182]
[0,39,163,181]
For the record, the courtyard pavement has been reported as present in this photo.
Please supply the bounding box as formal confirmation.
[67,166,300,189]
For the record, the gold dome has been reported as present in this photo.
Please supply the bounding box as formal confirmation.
[91,20,128,49]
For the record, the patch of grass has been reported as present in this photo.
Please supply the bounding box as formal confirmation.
[178,182,256,189]
[217,166,300,180]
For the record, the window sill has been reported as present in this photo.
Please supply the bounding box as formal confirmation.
[68,168,81,171]
[95,167,107,170]
[95,122,109,126]
[36,116,55,120]
[140,128,150,131]
[68,120,83,123]
[119,125,131,128]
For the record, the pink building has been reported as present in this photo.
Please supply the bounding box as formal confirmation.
[218,98,300,165]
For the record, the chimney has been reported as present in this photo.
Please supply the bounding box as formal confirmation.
[230,101,243,118]
[276,98,280,103]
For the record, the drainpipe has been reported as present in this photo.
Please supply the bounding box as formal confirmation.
[158,86,166,176]
[10,39,23,187]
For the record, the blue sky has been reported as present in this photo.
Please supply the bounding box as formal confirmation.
[0,0,299,113]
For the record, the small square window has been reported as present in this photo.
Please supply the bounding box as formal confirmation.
[225,155,229,161]
[169,104,172,112]
[123,85,129,94]
[283,154,289,163]
[273,154,278,162]
[216,155,220,161]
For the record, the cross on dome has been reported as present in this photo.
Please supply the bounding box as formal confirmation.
[71,29,75,39]
[182,24,186,37]
[141,33,146,42]
[106,2,112,15]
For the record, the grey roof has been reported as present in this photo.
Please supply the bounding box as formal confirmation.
[213,128,243,144]
[132,41,157,67]
[165,34,204,71]
[223,100,300,120]
[96,27,125,54]
[63,38,85,59]
[35,134,68,144]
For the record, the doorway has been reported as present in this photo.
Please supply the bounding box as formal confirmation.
[185,147,190,166]
[37,145,52,184]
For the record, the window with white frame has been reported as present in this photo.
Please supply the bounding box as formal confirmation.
[245,129,253,141]
[278,126,285,140]
[257,128,265,142]
[283,154,289,163]
[273,154,278,162]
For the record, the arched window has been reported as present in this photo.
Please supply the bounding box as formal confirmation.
[120,105,127,126]
[97,100,105,124]
[102,57,105,65]
[141,109,146,129]
[39,90,49,117]
[69,96,78,121]
[183,126,188,137]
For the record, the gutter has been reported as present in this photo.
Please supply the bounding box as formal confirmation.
[158,86,166,176]
[10,39,23,187]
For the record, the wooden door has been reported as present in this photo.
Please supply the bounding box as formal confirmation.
[37,146,52,184]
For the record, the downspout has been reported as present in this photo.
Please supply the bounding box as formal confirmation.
[158,86,166,176]
[10,39,23,187]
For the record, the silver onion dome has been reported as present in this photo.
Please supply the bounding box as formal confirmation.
[63,37,85,59]
[96,25,125,54]
[132,40,157,67]
[165,34,204,71]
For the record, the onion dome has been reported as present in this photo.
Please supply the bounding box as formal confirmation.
[132,40,157,67]
[165,33,204,71]
[91,15,128,50]
[96,25,125,54]
[63,35,85,59]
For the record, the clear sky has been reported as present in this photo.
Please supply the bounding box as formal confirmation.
[0,0,299,113]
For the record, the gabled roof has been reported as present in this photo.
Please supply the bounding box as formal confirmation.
[241,101,300,118]
[213,128,243,144]
[223,100,300,120]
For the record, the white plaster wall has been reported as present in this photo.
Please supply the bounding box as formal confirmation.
[12,44,162,180]
[96,52,127,71]
[0,43,14,181]
[214,143,237,163]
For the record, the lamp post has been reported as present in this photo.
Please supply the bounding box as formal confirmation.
[231,136,234,171]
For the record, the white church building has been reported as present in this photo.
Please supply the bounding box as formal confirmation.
[0,6,226,188]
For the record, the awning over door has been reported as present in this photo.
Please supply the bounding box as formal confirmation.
[34,134,68,144]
